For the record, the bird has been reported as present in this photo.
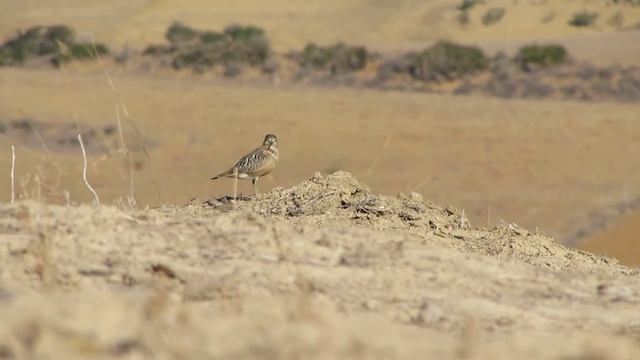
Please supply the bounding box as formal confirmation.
[211,134,279,195]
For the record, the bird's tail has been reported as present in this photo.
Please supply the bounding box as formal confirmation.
[210,169,233,180]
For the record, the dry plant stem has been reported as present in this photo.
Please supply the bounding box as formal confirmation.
[77,134,100,206]
[116,104,137,208]
[10,145,15,204]
[91,38,161,202]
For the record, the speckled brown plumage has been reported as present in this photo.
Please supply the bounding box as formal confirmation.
[211,134,279,194]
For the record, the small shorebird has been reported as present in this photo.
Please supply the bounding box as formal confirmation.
[211,134,279,195]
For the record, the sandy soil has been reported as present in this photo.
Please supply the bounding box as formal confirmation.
[1,172,639,359]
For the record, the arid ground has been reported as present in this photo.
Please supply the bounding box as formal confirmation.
[1,0,640,358]
[1,172,640,359]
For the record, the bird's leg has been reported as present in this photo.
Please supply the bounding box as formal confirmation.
[233,168,238,206]
[252,177,260,196]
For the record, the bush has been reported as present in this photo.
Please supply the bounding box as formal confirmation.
[166,22,199,44]
[200,31,225,44]
[223,24,264,41]
[150,23,270,71]
[516,44,568,69]
[0,27,47,65]
[410,41,488,81]
[300,43,368,73]
[569,11,598,27]
[483,7,506,26]
[0,24,108,67]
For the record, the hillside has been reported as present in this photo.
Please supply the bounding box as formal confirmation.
[0,172,639,359]
[2,0,640,58]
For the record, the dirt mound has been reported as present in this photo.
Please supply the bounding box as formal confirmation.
[205,171,630,274]
[0,172,639,359]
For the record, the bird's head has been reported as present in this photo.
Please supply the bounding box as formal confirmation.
[263,134,278,149]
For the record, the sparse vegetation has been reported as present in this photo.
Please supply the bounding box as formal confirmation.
[299,43,368,74]
[569,11,598,27]
[516,44,568,69]
[482,7,506,26]
[0,25,109,67]
[144,22,270,71]
[410,41,488,81]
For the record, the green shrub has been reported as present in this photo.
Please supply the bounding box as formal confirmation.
[149,23,270,71]
[142,44,174,55]
[410,41,488,81]
[172,48,208,69]
[39,25,75,54]
[483,7,506,26]
[44,25,74,45]
[1,27,46,64]
[300,43,367,73]
[516,44,568,69]
[52,42,109,67]
[166,22,199,44]
[223,24,264,41]
[569,11,598,27]
[0,24,107,67]
[200,31,225,44]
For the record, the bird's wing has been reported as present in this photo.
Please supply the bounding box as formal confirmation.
[211,146,264,180]
[232,146,265,173]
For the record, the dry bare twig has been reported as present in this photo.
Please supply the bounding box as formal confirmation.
[77,134,100,206]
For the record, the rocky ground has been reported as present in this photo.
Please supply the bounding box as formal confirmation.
[0,172,639,359]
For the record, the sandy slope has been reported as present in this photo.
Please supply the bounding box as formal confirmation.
[0,172,639,359]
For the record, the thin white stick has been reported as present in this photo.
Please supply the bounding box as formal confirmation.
[10,145,15,204]
[77,134,100,206]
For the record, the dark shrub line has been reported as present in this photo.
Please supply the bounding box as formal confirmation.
[0,25,109,67]
[144,22,270,73]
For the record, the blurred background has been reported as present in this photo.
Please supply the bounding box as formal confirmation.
[0,0,639,264]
